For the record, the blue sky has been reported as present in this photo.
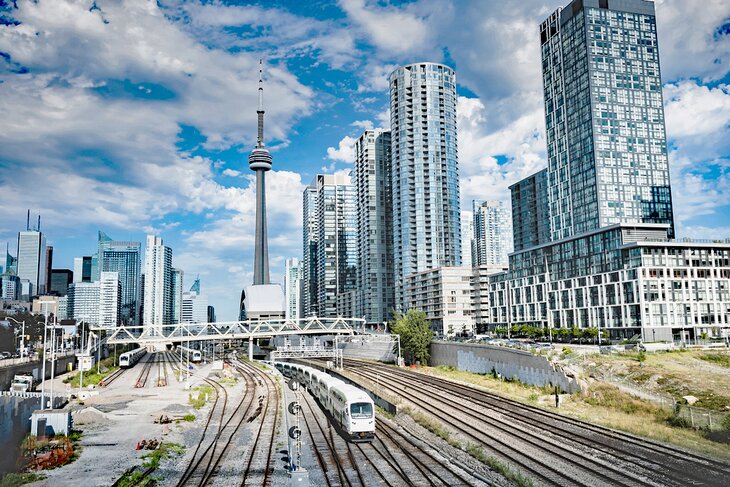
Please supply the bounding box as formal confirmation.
[1,0,729,321]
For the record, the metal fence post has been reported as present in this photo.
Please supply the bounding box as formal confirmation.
[689,407,694,428]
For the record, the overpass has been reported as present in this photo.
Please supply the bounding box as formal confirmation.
[90,317,364,347]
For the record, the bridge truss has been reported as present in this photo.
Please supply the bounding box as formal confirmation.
[90,317,364,345]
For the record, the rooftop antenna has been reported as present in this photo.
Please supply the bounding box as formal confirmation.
[37,215,41,232]
[257,59,265,148]
[26,210,30,231]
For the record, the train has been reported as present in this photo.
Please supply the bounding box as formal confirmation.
[178,345,202,363]
[276,362,375,442]
[119,347,147,368]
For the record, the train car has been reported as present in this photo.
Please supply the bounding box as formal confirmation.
[179,346,202,363]
[317,374,346,410]
[329,383,375,442]
[119,347,146,368]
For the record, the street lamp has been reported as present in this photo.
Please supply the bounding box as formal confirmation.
[38,299,57,410]
[5,316,26,358]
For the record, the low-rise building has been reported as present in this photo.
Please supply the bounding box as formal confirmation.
[403,267,474,337]
[489,223,730,341]
[471,264,508,333]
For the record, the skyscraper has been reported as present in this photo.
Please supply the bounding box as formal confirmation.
[182,278,208,324]
[97,231,142,325]
[143,235,172,331]
[171,268,184,324]
[389,62,461,309]
[353,129,395,324]
[284,257,301,321]
[541,0,674,240]
[17,213,47,296]
[472,200,513,266]
[98,271,121,327]
[68,281,100,325]
[301,174,357,318]
[302,185,319,317]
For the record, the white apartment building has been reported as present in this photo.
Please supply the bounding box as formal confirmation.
[403,266,474,336]
[284,257,301,321]
[98,271,121,327]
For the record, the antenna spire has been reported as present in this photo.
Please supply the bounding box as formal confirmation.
[257,59,265,148]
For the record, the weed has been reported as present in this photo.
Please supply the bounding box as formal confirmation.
[182,414,196,422]
[464,443,533,487]
[699,353,730,369]
[0,473,46,487]
[584,383,658,415]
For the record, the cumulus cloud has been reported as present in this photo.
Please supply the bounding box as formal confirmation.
[222,169,242,177]
[326,135,357,163]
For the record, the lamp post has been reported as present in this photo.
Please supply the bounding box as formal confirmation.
[6,317,26,358]
[38,300,57,410]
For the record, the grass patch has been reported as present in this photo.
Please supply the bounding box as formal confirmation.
[465,443,533,487]
[182,414,196,422]
[0,473,46,487]
[114,442,185,487]
[699,353,730,369]
[217,377,239,386]
[188,385,214,409]
[375,406,395,420]
[584,383,659,415]
[403,407,460,448]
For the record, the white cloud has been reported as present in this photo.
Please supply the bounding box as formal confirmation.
[326,135,357,163]
[222,169,242,177]
[664,81,730,142]
[338,0,434,55]
[351,120,373,131]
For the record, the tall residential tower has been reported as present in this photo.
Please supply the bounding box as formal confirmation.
[389,63,461,309]
[541,0,674,240]
[353,129,395,324]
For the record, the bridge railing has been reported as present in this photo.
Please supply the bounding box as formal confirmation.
[91,317,365,344]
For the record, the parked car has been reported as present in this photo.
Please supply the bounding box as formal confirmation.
[0,351,12,359]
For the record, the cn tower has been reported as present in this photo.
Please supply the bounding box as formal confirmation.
[249,60,272,285]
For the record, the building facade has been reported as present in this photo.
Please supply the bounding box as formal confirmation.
[284,257,301,321]
[389,63,461,309]
[17,230,47,297]
[403,266,474,336]
[50,269,74,296]
[541,0,674,241]
[510,169,551,252]
[73,256,94,283]
[353,129,395,324]
[171,268,184,324]
[97,232,142,325]
[472,200,513,266]
[68,282,100,325]
[302,184,319,317]
[302,174,357,318]
[490,224,730,340]
[98,271,121,327]
[143,235,173,330]
[471,264,509,332]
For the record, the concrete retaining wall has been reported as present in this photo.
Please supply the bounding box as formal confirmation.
[430,341,580,393]
[0,355,77,391]
[339,338,396,363]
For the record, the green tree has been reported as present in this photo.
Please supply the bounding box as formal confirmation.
[583,327,599,343]
[392,309,433,366]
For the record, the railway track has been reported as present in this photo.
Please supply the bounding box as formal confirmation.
[298,386,363,487]
[341,360,730,487]
[99,367,125,387]
[156,352,168,387]
[236,358,280,487]
[177,355,281,486]
[295,370,486,487]
[135,352,155,388]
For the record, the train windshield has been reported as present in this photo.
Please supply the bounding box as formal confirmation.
[350,402,373,418]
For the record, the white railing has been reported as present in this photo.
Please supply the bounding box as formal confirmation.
[91,317,364,344]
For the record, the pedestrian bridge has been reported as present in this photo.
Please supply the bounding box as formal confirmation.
[91,317,365,345]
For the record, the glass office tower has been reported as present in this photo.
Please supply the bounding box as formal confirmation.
[98,231,141,325]
[541,0,674,241]
[389,62,461,308]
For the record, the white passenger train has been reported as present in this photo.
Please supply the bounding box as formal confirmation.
[119,347,146,368]
[178,345,202,363]
[276,362,375,442]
